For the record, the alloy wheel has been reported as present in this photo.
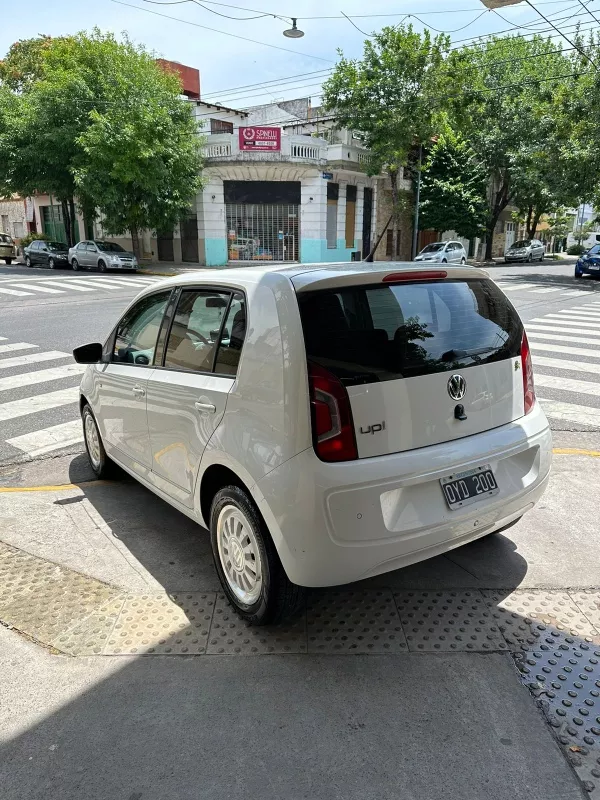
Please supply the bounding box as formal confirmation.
[84,412,101,470]
[49,258,55,269]
[216,505,263,605]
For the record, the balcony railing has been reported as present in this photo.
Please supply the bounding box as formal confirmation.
[200,132,372,169]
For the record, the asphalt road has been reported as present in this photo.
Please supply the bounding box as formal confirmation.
[0,258,598,464]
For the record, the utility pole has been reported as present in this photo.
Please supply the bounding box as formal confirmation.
[411,144,423,260]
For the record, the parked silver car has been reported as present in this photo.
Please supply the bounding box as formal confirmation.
[505,239,545,263]
[414,241,467,264]
[68,240,138,272]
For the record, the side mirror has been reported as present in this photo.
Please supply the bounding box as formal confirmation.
[73,342,103,364]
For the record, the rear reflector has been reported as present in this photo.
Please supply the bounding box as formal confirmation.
[382,270,447,282]
[308,362,358,462]
[521,332,536,415]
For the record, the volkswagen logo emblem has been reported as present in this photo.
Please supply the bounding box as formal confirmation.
[447,374,467,401]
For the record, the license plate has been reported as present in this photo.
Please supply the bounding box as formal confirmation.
[440,464,499,510]
[589,265,599,271]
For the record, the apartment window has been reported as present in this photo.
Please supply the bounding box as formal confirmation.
[386,228,402,258]
[326,182,339,249]
[13,221,25,238]
[345,185,357,248]
[210,119,234,135]
[0,215,8,233]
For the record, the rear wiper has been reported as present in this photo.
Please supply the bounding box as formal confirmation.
[441,346,496,362]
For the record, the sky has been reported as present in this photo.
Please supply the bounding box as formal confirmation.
[0,0,597,108]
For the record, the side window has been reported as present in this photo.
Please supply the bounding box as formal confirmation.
[215,292,246,376]
[112,291,171,365]
[164,289,230,372]
[77,242,86,250]
[31,241,40,250]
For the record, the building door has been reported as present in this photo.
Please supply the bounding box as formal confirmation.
[362,187,373,258]
[180,214,199,263]
[224,181,301,263]
[157,230,174,262]
[505,222,516,251]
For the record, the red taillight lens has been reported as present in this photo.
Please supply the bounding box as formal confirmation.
[308,362,358,462]
[521,331,535,415]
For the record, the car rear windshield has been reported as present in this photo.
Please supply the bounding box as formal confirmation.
[48,241,67,251]
[298,279,523,386]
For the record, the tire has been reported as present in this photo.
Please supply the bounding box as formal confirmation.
[25,256,31,268]
[49,258,56,270]
[98,260,107,273]
[441,258,447,264]
[71,258,80,271]
[81,403,115,479]
[575,268,583,279]
[461,257,466,265]
[527,253,532,263]
[4,258,12,265]
[210,485,304,625]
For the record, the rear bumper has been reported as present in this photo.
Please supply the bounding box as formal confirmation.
[256,403,552,587]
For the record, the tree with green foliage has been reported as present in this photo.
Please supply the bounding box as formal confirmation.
[0,30,203,255]
[448,35,572,260]
[322,24,451,258]
[418,131,487,240]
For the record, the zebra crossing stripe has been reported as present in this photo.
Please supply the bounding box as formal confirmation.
[529,342,600,360]
[38,280,95,292]
[529,287,562,294]
[70,278,122,289]
[6,419,83,457]
[0,363,85,392]
[539,398,600,427]
[0,342,38,355]
[0,387,79,422]
[8,283,64,294]
[535,373,600,397]
[0,287,32,296]
[533,355,600,376]
[557,308,600,319]
[0,351,71,370]
[532,316,600,329]
[527,323,600,338]
[498,283,537,291]
[527,331,600,347]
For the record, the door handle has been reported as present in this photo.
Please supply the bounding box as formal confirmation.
[195,401,216,413]
[132,385,146,397]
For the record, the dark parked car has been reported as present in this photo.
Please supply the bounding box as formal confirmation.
[575,243,600,278]
[24,240,70,269]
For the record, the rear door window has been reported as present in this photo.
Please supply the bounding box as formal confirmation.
[164,289,230,373]
[298,279,523,386]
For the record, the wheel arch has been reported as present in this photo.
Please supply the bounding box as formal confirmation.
[199,463,251,529]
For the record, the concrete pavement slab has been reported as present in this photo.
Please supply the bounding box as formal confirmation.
[0,624,585,800]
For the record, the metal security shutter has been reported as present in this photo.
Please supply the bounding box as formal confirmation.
[226,203,298,262]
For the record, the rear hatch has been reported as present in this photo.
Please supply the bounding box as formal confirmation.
[297,271,526,459]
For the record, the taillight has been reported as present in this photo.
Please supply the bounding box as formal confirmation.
[383,270,447,282]
[307,362,358,462]
[521,331,535,415]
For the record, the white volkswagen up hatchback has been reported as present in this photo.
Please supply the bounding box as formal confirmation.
[74,263,552,624]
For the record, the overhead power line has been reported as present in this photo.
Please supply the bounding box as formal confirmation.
[109,0,334,62]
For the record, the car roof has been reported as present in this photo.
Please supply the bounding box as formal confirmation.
[135,261,489,296]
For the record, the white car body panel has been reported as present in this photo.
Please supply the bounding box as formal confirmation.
[79,261,551,589]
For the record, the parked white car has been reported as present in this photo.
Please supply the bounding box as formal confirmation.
[504,239,545,263]
[74,262,552,624]
[68,240,138,272]
[414,241,467,264]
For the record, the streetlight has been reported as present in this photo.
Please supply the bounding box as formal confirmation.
[283,18,304,38]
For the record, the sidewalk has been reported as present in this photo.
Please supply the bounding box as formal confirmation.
[1,433,599,798]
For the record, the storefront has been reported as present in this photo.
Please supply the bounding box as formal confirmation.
[224,181,300,263]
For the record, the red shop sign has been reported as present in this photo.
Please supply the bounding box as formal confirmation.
[239,126,281,152]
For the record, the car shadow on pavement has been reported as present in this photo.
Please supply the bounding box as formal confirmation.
[0,466,599,798]
[497,271,599,291]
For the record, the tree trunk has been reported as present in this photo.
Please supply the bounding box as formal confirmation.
[68,197,77,245]
[530,210,542,239]
[484,179,511,261]
[525,204,534,239]
[130,226,141,260]
[60,198,72,247]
